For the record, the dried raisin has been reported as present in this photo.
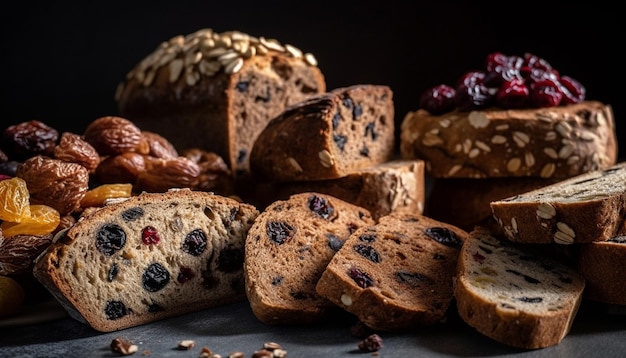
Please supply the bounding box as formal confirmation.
[104,300,127,320]
[121,207,144,222]
[348,267,374,288]
[327,234,344,251]
[353,244,380,263]
[396,270,432,287]
[96,223,127,256]
[182,229,207,256]
[142,262,170,292]
[267,221,295,245]
[424,227,463,248]
[307,195,334,219]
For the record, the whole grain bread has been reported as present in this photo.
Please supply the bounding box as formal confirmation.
[454,227,586,349]
[249,84,395,182]
[32,189,259,332]
[251,159,425,220]
[577,237,626,305]
[115,28,326,178]
[244,192,375,325]
[490,162,626,244]
[316,211,468,331]
[400,101,617,179]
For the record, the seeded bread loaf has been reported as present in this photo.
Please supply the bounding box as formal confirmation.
[32,189,259,332]
[425,176,558,232]
[490,162,626,244]
[577,237,626,305]
[454,227,585,349]
[244,192,375,325]
[315,211,468,331]
[400,101,617,179]
[252,159,425,220]
[249,84,395,182]
[115,28,326,178]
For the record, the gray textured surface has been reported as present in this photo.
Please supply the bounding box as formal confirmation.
[1,298,625,358]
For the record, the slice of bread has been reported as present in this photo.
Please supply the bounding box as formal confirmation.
[316,212,468,331]
[454,227,585,349]
[33,189,259,332]
[244,192,375,325]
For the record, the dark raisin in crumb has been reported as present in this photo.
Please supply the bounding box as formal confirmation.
[333,134,347,151]
[267,221,295,245]
[353,104,363,118]
[201,271,219,289]
[96,223,127,256]
[148,302,164,312]
[359,233,377,243]
[342,97,354,109]
[364,122,377,140]
[217,247,244,273]
[353,243,380,263]
[142,263,171,292]
[424,227,463,248]
[518,296,543,303]
[182,229,207,256]
[307,194,334,219]
[332,112,341,129]
[272,276,284,285]
[290,291,310,300]
[359,145,369,157]
[396,270,432,287]
[237,150,247,164]
[506,269,540,284]
[177,266,196,283]
[104,300,127,320]
[107,263,119,282]
[235,81,249,92]
[327,234,344,251]
[121,207,144,222]
[348,267,374,288]
[358,334,383,352]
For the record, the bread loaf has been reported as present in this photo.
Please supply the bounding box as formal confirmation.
[244,192,375,325]
[454,227,585,349]
[115,28,326,178]
[490,162,626,244]
[400,101,617,179]
[316,211,468,331]
[250,84,395,182]
[33,189,259,332]
[252,159,425,220]
[578,237,626,305]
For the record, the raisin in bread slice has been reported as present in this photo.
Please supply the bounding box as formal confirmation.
[249,84,395,182]
[251,159,425,220]
[32,189,259,332]
[244,192,375,325]
[455,227,585,349]
[400,101,617,179]
[578,237,626,305]
[490,162,626,244]
[115,28,326,178]
[315,212,468,331]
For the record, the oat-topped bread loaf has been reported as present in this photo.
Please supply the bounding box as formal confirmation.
[252,159,425,220]
[316,211,468,331]
[32,189,259,332]
[490,162,626,244]
[115,28,326,178]
[249,84,395,182]
[401,101,617,179]
[244,192,375,325]
[455,227,585,349]
[577,237,626,305]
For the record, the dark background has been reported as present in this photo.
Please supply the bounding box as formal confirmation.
[1,2,622,157]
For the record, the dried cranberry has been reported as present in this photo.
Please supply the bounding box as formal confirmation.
[182,229,207,256]
[454,71,492,111]
[177,266,196,283]
[353,243,380,263]
[496,78,529,109]
[142,226,161,245]
[419,84,456,115]
[530,83,563,107]
[142,262,170,292]
[424,227,463,248]
[104,300,127,320]
[267,221,295,245]
[484,55,523,88]
[559,75,586,104]
[217,247,244,273]
[96,223,127,256]
[348,267,374,288]
[307,195,334,219]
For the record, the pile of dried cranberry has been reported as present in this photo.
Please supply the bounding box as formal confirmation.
[419,52,586,114]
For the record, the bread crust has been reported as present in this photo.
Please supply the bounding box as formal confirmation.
[33,189,259,332]
[578,238,626,305]
[400,101,617,179]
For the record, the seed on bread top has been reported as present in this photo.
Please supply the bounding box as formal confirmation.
[115,28,319,100]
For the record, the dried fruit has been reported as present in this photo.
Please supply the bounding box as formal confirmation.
[96,223,127,256]
[267,221,295,245]
[424,227,463,248]
[0,204,60,237]
[1,120,59,161]
[135,156,201,192]
[142,262,170,292]
[105,300,127,320]
[307,194,334,219]
[141,226,160,245]
[141,131,178,159]
[182,229,207,256]
[83,116,144,156]
[348,266,374,288]
[353,243,380,263]
[80,183,133,208]
[95,152,146,185]
[0,177,31,222]
[53,132,100,171]
[16,156,89,215]
[0,233,53,275]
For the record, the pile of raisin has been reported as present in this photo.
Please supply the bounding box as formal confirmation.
[419,52,586,114]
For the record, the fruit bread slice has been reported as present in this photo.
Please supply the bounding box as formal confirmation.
[115,28,326,178]
[315,211,468,331]
[400,101,617,179]
[490,162,626,244]
[32,189,259,332]
[249,84,395,182]
[577,237,626,305]
[244,192,375,325]
[455,227,585,349]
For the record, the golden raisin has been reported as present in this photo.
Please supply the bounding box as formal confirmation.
[1,204,60,237]
[81,183,133,208]
[0,177,31,222]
